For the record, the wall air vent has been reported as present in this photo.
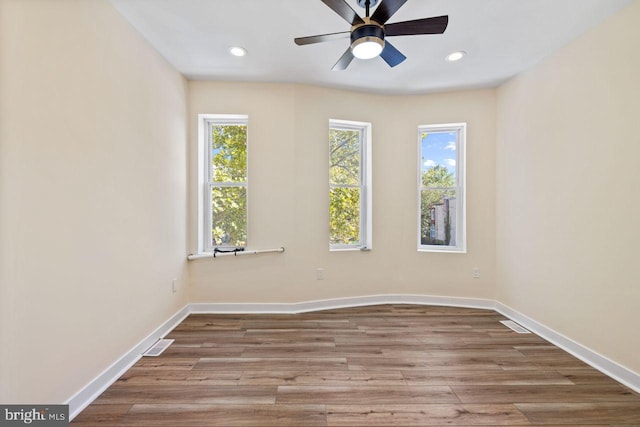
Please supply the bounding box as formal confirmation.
[142,339,174,356]
[500,320,531,334]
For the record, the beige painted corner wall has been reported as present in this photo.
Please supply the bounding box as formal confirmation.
[188,82,496,302]
[496,1,640,374]
[0,0,188,403]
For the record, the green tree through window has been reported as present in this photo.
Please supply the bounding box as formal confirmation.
[330,128,360,245]
[329,120,372,249]
[210,123,247,247]
[420,164,455,245]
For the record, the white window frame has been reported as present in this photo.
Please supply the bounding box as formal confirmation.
[329,119,372,251]
[417,123,466,253]
[197,114,248,254]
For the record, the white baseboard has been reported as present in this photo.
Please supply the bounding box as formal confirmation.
[67,295,639,421]
[66,304,190,420]
[190,294,496,314]
[495,301,640,394]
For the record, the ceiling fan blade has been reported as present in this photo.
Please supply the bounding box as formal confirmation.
[321,0,364,26]
[380,41,406,67]
[332,48,355,70]
[370,0,408,24]
[295,31,350,46]
[385,15,449,36]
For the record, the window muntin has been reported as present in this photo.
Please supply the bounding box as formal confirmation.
[329,120,371,250]
[418,123,466,252]
[200,115,248,252]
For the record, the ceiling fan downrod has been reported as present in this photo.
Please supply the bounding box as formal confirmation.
[357,0,379,16]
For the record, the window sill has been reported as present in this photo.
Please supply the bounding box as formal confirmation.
[188,252,214,260]
[418,247,466,254]
[188,247,284,260]
[330,246,371,252]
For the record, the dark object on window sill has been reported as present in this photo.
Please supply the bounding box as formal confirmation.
[213,247,245,257]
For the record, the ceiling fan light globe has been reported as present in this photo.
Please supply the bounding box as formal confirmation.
[351,37,384,59]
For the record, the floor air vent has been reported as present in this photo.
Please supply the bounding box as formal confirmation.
[500,320,531,334]
[143,339,174,356]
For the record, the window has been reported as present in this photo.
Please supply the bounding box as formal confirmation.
[329,119,372,250]
[418,123,466,252]
[198,114,248,253]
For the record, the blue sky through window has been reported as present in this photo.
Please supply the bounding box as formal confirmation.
[421,131,457,178]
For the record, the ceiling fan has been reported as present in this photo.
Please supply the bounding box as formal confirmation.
[294,0,448,70]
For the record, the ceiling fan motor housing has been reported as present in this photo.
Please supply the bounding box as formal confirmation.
[350,23,385,52]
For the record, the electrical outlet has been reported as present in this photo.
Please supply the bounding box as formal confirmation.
[172,278,178,293]
[472,268,480,279]
[316,268,324,280]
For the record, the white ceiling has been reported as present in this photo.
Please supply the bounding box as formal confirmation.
[111,0,631,95]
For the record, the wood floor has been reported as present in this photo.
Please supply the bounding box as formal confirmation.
[72,304,640,426]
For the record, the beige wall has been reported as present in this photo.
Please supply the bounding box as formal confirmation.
[189,82,496,302]
[496,1,640,373]
[0,0,188,403]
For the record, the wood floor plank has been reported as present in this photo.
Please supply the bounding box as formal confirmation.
[159,346,244,357]
[276,385,459,404]
[516,402,640,424]
[513,345,569,356]
[408,348,528,358]
[128,357,199,370]
[239,370,406,386]
[326,404,531,426]
[193,357,348,371]
[243,329,360,338]
[355,316,500,329]
[498,354,591,370]
[117,370,242,386]
[93,385,277,405]
[380,349,527,362]
[557,368,629,386]
[172,320,243,331]
[462,335,547,345]
[165,331,245,344]
[452,384,639,404]
[202,338,336,348]
[121,404,327,426]
[167,330,245,339]
[241,320,357,330]
[335,335,455,346]
[347,356,504,371]
[402,369,574,386]
[240,346,381,358]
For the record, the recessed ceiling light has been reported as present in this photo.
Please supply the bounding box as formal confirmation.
[446,51,466,62]
[229,46,247,57]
